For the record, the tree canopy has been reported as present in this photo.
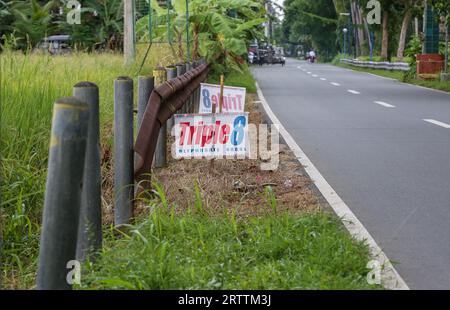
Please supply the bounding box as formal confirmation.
[280,0,449,63]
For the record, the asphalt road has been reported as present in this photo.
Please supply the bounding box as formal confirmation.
[252,58,450,290]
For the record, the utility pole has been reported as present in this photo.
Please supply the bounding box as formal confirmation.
[445,17,449,73]
[124,0,135,66]
[422,0,428,54]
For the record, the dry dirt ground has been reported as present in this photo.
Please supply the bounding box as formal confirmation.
[112,93,327,221]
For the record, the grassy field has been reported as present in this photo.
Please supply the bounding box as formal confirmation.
[79,192,378,290]
[0,46,175,289]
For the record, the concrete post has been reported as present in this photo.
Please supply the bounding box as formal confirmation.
[166,66,177,132]
[153,67,167,168]
[124,0,135,66]
[73,82,102,262]
[114,77,134,227]
[137,76,154,131]
[37,97,89,290]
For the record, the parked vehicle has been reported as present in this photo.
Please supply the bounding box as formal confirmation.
[256,45,285,66]
[36,35,72,55]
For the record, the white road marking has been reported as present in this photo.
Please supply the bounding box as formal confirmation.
[423,119,450,129]
[338,65,450,96]
[255,81,409,291]
[307,72,312,74]
[312,74,318,77]
[331,82,340,86]
[320,78,327,81]
[347,89,361,95]
[374,101,395,108]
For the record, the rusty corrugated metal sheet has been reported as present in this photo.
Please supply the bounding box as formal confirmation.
[134,62,210,180]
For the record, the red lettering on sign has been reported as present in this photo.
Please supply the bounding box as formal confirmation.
[219,124,231,144]
[178,120,233,147]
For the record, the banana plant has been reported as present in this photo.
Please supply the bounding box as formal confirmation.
[136,0,266,73]
[8,0,58,49]
[0,0,14,45]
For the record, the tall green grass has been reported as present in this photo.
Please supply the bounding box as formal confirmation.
[79,205,378,290]
[0,46,175,289]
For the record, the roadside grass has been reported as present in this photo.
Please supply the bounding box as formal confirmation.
[78,70,379,290]
[207,65,257,93]
[337,63,404,80]
[79,188,379,290]
[0,46,176,289]
[2,50,380,290]
[356,55,413,63]
[333,60,450,93]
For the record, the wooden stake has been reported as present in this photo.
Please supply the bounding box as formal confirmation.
[219,74,224,113]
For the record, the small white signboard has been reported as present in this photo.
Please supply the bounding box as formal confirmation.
[174,113,249,159]
[198,83,246,114]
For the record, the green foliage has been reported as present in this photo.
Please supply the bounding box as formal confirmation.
[403,36,422,81]
[58,0,124,51]
[1,0,124,51]
[282,0,338,61]
[79,207,379,290]
[280,0,446,62]
[0,47,167,288]
[429,0,450,21]
[0,1,14,36]
[6,0,58,50]
[136,0,266,74]
[207,64,256,93]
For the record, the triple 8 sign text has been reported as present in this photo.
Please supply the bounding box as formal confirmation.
[174,113,249,159]
[199,83,246,114]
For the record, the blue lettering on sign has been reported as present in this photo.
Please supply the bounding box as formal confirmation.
[202,89,211,108]
[231,116,246,146]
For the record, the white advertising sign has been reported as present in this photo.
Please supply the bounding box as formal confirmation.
[174,113,249,159]
[198,83,246,114]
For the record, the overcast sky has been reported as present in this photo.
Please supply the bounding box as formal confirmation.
[272,0,285,20]
[274,0,284,6]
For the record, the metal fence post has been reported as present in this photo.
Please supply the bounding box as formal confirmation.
[137,76,154,131]
[73,82,102,262]
[36,97,89,290]
[114,77,134,227]
[153,67,167,168]
[166,66,177,132]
